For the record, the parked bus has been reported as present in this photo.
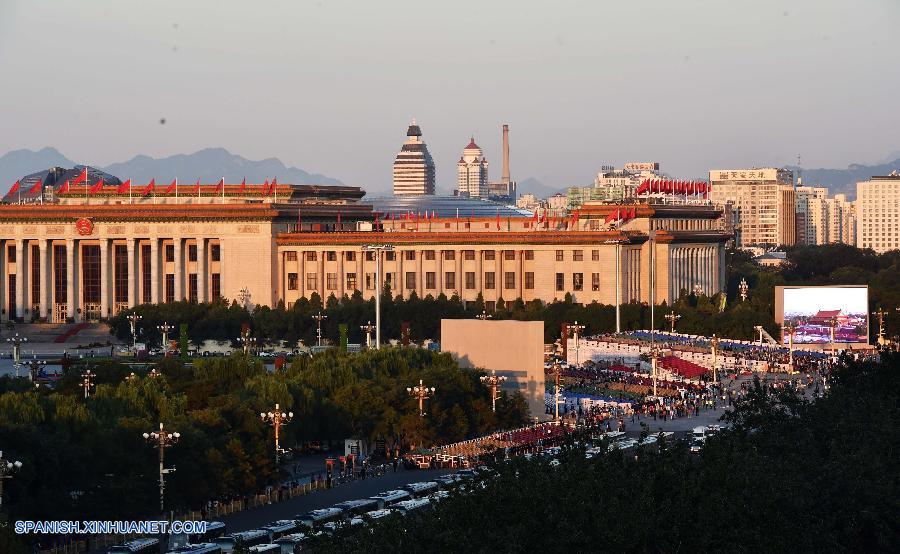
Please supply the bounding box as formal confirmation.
[261,520,298,541]
[403,481,439,498]
[391,498,431,515]
[332,498,379,517]
[108,539,160,554]
[273,533,309,554]
[214,530,269,553]
[369,489,411,509]
[166,544,223,554]
[248,545,281,554]
[170,521,227,549]
[296,507,343,529]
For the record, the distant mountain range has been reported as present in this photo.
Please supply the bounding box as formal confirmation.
[516,177,566,199]
[788,157,900,199]
[0,147,342,190]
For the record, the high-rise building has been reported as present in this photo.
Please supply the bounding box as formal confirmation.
[456,137,489,198]
[708,168,796,248]
[856,172,900,252]
[392,120,436,196]
[794,184,856,247]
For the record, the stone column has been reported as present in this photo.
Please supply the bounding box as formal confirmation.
[39,240,49,321]
[218,240,225,301]
[0,240,5,322]
[66,239,76,322]
[318,250,324,299]
[173,239,183,301]
[150,239,160,304]
[437,250,443,296]
[339,250,345,298]
[127,239,136,308]
[197,238,207,303]
[300,251,306,298]
[100,239,110,319]
[476,249,483,293]
[14,240,24,321]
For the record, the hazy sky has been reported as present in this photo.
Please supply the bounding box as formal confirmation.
[1,0,898,194]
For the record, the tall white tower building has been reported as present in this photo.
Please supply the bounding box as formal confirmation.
[456,137,489,197]
[393,120,436,196]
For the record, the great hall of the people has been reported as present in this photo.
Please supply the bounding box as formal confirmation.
[0,172,729,323]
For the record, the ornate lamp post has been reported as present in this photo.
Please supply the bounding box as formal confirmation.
[872,308,888,348]
[665,311,681,333]
[551,363,564,421]
[361,244,394,349]
[142,423,180,514]
[312,311,327,347]
[260,403,294,467]
[603,238,625,333]
[827,315,838,360]
[238,287,252,310]
[238,327,257,355]
[480,370,507,412]
[739,278,749,302]
[475,310,492,320]
[147,368,161,379]
[0,450,23,509]
[709,334,719,384]
[127,313,142,351]
[693,283,703,296]
[81,369,96,399]
[7,333,26,378]
[784,322,797,370]
[407,379,435,417]
[125,371,138,382]
[360,321,376,349]
[157,322,174,355]
[650,346,661,398]
[569,321,586,366]
[27,358,45,383]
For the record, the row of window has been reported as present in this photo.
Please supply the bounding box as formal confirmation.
[287,271,603,292]
[287,249,606,263]
[5,244,222,265]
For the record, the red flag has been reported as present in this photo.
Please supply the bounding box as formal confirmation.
[374,212,379,229]
[165,179,177,194]
[28,179,43,195]
[6,181,20,197]
[117,179,131,194]
[58,180,70,194]
[532,210,538,225]
[142,179,155,196]
[238,178,246,193]
[496,210,501,230]
[72,167,88,185]
[262,179,269,194]
[194,179,201,195]
[215,178,224,193]
[90,178,105,194]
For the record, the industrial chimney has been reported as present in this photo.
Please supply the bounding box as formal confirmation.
[502,124,510,184]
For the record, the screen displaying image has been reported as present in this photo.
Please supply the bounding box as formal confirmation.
[782,287,868,344]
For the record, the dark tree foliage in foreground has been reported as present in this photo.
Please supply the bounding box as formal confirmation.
[319,354,900,553]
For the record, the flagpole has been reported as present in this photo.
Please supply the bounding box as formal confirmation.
[222,177,225,205]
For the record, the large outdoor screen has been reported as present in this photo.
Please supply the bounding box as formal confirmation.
[780,286,869,344]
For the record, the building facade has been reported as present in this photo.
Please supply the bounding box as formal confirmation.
[856,173,900,252]
[794,184,856,246]
[393,120,436,196]
[708,168,796,248]
[456,138,489,198]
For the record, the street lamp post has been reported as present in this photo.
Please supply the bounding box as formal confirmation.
[7,333,26,378]
[260,403,294,468]
[480,370,507,412]
[27,359,45,383]
[872,308,888,348]
[81,370,96,399]
[603,238,625,333]
[125,371,138,382]
[157,322,174,356]
[569,321,585,366]
[650,346,660,398]
[127,313,142,351]
[360,321,376,349]
[0,450,23,510]
[827,315,838,360]
[709,334,719,384]
[784,322,797,370]
[693,283,703,297]
[142,423,180,514]
[665,311,681,333]
[551,363,564,421]
[147,368,161,379]
[362,244,394,349]
[739,278,749,302]
[406,379,435,417]
[312,311,327,347]
[475,310,492,320]
[238,327,256,355]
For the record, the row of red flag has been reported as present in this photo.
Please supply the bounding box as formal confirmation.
[604,206,637,224]
[634,179,709,196]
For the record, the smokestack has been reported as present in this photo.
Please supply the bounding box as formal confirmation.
[502,124,510,184]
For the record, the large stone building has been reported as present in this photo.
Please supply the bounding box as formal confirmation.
[856,172,900,252]
[708,168,796,248]
[456,137,489,198]
[392,120,436,196]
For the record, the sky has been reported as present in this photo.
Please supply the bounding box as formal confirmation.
[783,287,868,317]
[1,0,899,194]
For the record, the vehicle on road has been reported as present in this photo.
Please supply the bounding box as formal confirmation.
[169,521,226,549]
[165,543,222,554]
[214,530,269,553]
[369,489,411,509]
[273,533,309,554]
[391,498,431,515]
[403,481,439,498]
[296,507,344,529]
[247,545,280,554]
[108,539,161,554]
[261,520,299,541]
[332,498,379,517]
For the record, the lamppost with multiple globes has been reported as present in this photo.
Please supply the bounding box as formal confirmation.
[475,310,492,320]
[784,322,798,369]
[827,315,839,360]
[127,313,142,351]
[739,278,749,302]
[7,333,26,378]
[693,283,703,297]
[147,368,161,379]
[709,334,719,384]
[27,359,45,383]
[361,244,394,349]
[312,311,327,347]
[260,403,294,467]
[0,450,23,509]
[142,423,180,514]
[603,238,625,333]
[81,370,96,399]
[665,311,681,333]
[872,308,888,348]
[480,370,507,413]
[650,346,661,398]
[551,362,564,421]
[238,327,256,355]
[125,371,138,382]
[569,321,586,366]
[407,379,435,417]
[157,322,174,355]
[360,321,376,349]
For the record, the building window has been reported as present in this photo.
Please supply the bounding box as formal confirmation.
[365,251,375,261]
[573,250,583,261]
[188,274,198,302]
[592,250,599,261]
[54,245,67,304]
[211,273,221,299]
[385,272,395,289]
[484,251,495,260]
[211,244,221,262]
[525,272,535,290]
[141,245,151,303]
[425,250,435,260]
[306,273,317,291]
[326,251,337,262]
[556,273,564,291]
[464,250,475,260]
[505,271,515,289]
[444,251,455,260]
[445,272,455,289]
[465,272,475,289]
[555,250,563,262]
[573,273,583,291]
[326,273,338,290]
[425,272,436,289]
[287,273,299,290]
[385,251,396,261]
[165,274,175,303]
[485,300,495,312]
[114,245,128,303]
[31,244,40,305]
[306,251,317,262]
[504,250,515,260]
[345,251,355,262]
[404,251,415,261]
[592,273,600,291]
[406,272,416,290]
[346,273,357,290]
[188,245,197,262]
[485,272,495,289]
[525,251,534,260]
[365,273,375,290]
[81,245,100,305]
[165,244,175,263]
[286,251,298,261]
[7,245,15,262]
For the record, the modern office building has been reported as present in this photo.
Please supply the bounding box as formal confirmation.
[456,137,489,198]
[708,168,796,248]
[392,120,436,196]
[856,172,900,252]
[794,184,856,247]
